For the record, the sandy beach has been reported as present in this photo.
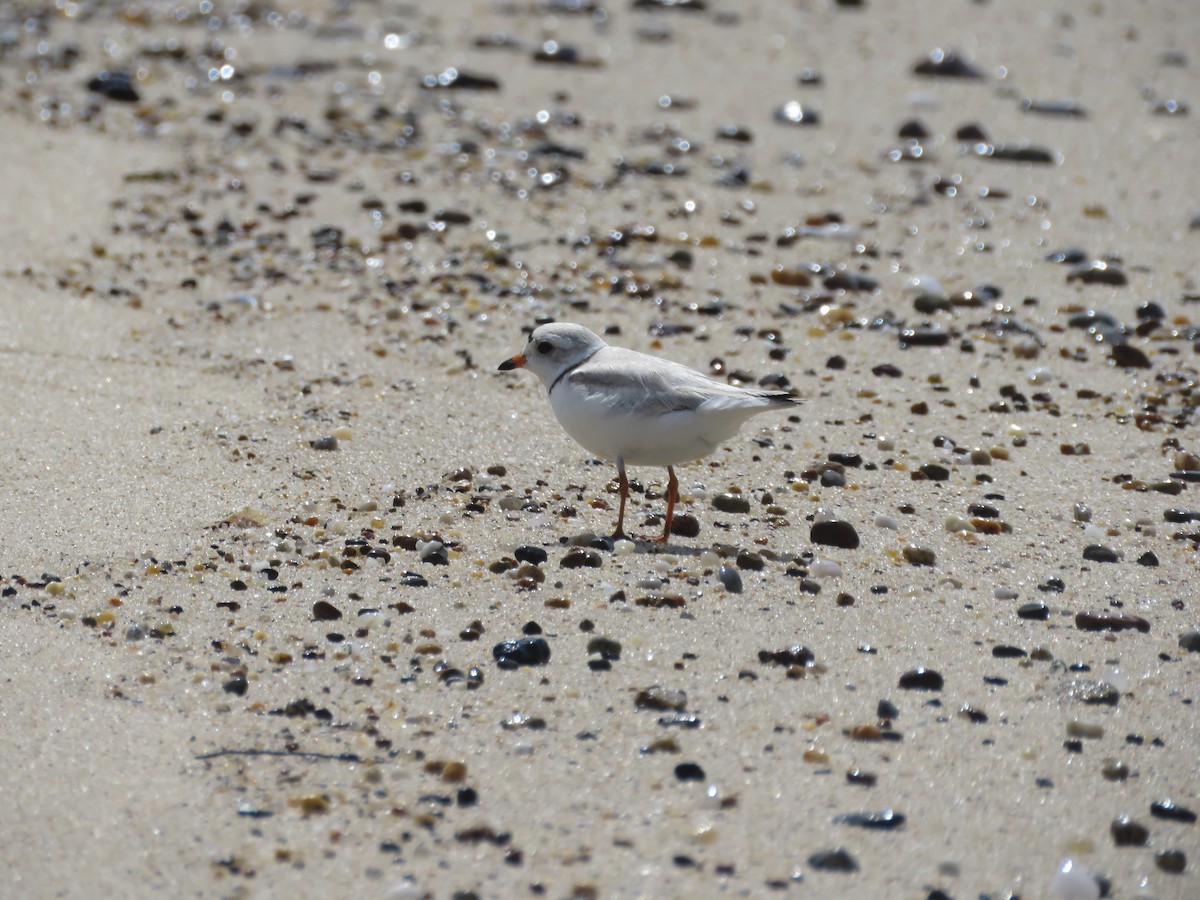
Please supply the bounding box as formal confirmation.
[1,1,1197,897]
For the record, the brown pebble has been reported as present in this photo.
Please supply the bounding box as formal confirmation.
[1075,610,1150,633]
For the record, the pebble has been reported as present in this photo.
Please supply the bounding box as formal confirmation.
[774,101,820,126]
[1049,859,1101,900]
[898,667,943,690]
[420,68,500,90]
[630,686,686,713]
[712,493,751,514]
[1081,544,1119,563]
[1066,720,1104,739]
[807,848,859,873]
[1074,610,1150,633]
[561,548,602,569]
[310,435,338,451]
[913,48,983,78]
[87,70,140,102]
[1067,680,1119,706]
[809,559,843,578]
[674,762,705,782]
[1180,629,1200,652]
[902,546,936,566]
[845,768,877,787]
[1155,849,1187,874]
[670,513,700,537]
[833,809,906,830]
[587,637,622,661]
[758,645,815,667]
[492,637,551,669]
[1017,601,1050,620]
[1109,815,1149,846]
[810,520,860,549]
[1067,261,1128,286]
[718,565,743,593]
[1150,799,1197,823]
[514,545,548,565]
[312,600,342,621]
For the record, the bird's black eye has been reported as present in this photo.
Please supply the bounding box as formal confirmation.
[536,341,553,355]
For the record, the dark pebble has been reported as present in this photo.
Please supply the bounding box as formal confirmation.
[670,513,701,537]
[635,686,687,711]
[758,645,815,667]
[420,68,500,90]
[1179,629,1200,652]
[312,600,342,621]
[1164,508,1200,523]
[1017,601,1050,620]
[561,548,602,569]
[807,848,859,872]
[1110,344,1151,368]
[1155,850,1187,874]
[1075,610,1150,633]
[872,363,902,377]
[1038,577,1066,593]
[736,551,764,571]
[914,49,983,78]
[774,101,820,126]
[1067,261,1128,286]
[992,645,1027,658]
[718,565,743,593]
[87,70,140,102]
[876,699,899,719]
[222,675,249,696]
[958,704,988,723]
[919,463,951,481]
[712,493,751,514]
[955,122,989,141]
[310,436,338,451]
[902,546,936,566]
[1021,98,1087,117]
[674,762,706,781]
[971,142,1058,164]
[492,637,551,669]
[898,667,943,690]
[1082,544,1119,563]
[824,271,878,292]
[1150,799,1197,823]
[834,809,906,830]
[810,520,860,549]
[587,637,622,660]
[900,326,951,347]
[846,768,877,787]
[514,545,549,565]
[1137,551,1159,567]
[399,571,429,587]
[1046,247,1087,264]
[1110,815,1149,846]
[1069,680,1120,706]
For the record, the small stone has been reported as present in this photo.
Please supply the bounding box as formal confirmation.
[223,675,249,696]
[1180,629,1200,652]
[635,686,687,711]
[1066,720,1104,739]
[1110,815,1149,846]
[670,513,700,537]
[1155,850,1187,874]
[1067,261,1128,286]
[1068,680,1120,706]
[561,548,602,569]
[898,667,943,690]
[587,637,622,660]
[1018,601,1050,620]
[312,600,342,621]
[87,70,140,102]
[846,768,877,787]
[833,810,906,830]
[1101,759,1130,781]
[1110,344,1151,368]
[1075,610,1150,633]
[492,637,551,669]
[712,493,751,514]
[718,565,743,593]
[807,848,859,872]
[1150,799,1197,823]
[1082,544,1119,563]
[992,645,1027,658]
[919,463,951,481]
[758,645,815,667]
[310,435,338,451]
[902,546,936,566]
[913,48,984,78]
[674,762,705,781]
[1137,551,1159,567]
[810,520,860,549]
[514,545,548,565]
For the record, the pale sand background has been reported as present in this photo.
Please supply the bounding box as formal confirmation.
[1,1,1197,897]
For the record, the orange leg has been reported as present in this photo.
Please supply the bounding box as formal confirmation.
[612,458,629,540]
[653,466,679,544]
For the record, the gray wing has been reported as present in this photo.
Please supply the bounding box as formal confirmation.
[568,348,793,416]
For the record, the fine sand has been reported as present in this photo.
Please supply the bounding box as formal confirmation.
[1,1,1197,898]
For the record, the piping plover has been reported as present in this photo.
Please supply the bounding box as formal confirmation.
[499,322,797,541]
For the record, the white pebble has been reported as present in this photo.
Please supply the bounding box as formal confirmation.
[417,540,444,560]
[876,435,895,452]
[809,558,843,579]
[613,539,637,556]
[904,273,946,299]
[1081,524,1106,543]
[874,514,899,529]
[995,586,1019,600]
[945,515,976,533]
[813,506,839,523]
[1028,367,1054,384]
[1073,502,1091,523]
[1049,859,1099,900]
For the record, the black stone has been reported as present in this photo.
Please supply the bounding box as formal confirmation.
[833,809,906,830]
[493,637,551,669]
[807,848,859,872]
[514,545,549,565]
[674,762,706,781]
[810,519,860,549]
[898,667,944,690]
[1150,799,1197,824]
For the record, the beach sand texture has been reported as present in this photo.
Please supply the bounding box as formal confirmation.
[1,1,1197,897]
